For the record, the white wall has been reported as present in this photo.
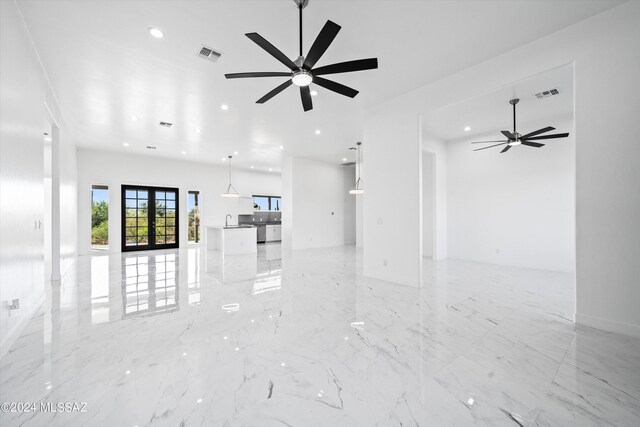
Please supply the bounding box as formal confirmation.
[282,157,356,250]
[77,149,281,254]
[422,151,434,258]
[0,0,77,356]
[363,2,640,335]
[59,126,78,274]
[446,117,575,272]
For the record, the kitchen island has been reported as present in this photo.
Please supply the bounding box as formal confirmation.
[206,225,257,255]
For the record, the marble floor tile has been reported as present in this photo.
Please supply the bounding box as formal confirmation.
[1,245,639,426]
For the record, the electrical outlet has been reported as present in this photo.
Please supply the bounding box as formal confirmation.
[496,248,500,255]
[377,217,383,225]
[383,259,388,267]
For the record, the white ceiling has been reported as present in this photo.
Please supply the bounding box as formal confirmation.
[18,0,621,171]
[423,64,574,143]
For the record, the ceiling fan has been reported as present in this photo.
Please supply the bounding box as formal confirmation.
[224,0,378,112]
[472,98,569,153]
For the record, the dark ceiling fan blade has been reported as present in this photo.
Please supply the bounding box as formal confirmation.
[501,130,515,140]
[256,80,293,104]
[300,86,313,112]
[245,33,298,71]
[521,141,545,148]
[312,58,378,76]
[500,145,512,153]
[303,20,341,70]
[313,76,359,98]
[473,142,509,151]
[525,133,570,141]
[471,140,509,144]
[225,72,292,79]
[521,126,555,139]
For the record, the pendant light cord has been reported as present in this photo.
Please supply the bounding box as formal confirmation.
[357,144,360,181]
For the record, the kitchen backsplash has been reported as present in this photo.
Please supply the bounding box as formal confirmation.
[239,211,281,224]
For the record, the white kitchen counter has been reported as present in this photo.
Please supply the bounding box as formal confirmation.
[206,226,257,255]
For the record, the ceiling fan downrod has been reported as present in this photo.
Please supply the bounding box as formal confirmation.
[294,0,309,61]
[510,98,519,134]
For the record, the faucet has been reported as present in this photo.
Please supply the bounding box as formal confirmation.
[225,214,232,228]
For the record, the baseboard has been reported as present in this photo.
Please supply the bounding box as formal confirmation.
[0,292,46,359]
[575,312,640,338]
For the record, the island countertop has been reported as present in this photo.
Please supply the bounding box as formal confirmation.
[205,225,257,255]
[207,224,256,229]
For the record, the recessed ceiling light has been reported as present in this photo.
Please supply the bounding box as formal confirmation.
[222,157,226,161]
[123,142,129,147]
[129,115,138,121]
[181,151,187,155]
[250,166,254,169]
[279,145,284,150]
[194,128,201,133]
[342,157,347,162]
[148,27,164,39]
[315,130,321,135]
[310,90,318,96]
[233,151,238,155]
[464,126,471,132]
[220,104,229,111]
[269,168,273,172]
[44,136,52,142]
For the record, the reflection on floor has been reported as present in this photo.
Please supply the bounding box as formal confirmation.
[1,245,639,426]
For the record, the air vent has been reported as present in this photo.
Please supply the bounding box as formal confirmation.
[158,121,173,128]
[146,146,157,150]
[198,45,222,62]
[342,162,356,166]
[534,88,560,99]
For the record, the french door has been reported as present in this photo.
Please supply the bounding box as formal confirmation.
[121,185,179,252]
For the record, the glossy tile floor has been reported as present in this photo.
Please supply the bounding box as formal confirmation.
[1,245,639,426]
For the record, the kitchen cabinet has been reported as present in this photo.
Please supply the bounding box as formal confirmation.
[239,197,254,214]
[265,224,282,242]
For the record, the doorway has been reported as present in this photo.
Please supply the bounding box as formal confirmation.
[121,185,179,252]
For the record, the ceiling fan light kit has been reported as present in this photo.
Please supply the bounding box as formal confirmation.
[472,98,570,154]
[225,0,378,112]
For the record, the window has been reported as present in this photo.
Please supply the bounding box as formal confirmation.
[252,195,281,211]
[91,185,109,249]
[187,191,200,243]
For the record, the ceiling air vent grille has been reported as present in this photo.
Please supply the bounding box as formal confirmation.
[158,121,173,128]
[146,146,157,150]
[534,88,560,99]
[198,45,222,62]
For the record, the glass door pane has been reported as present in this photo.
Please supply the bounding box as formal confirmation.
[122,185,179,252]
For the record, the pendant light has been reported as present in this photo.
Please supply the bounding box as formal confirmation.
[221,155,240,198]
[349,142,364,195]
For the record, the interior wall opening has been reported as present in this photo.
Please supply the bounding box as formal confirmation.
[419,64,575,315]
[422,151,435,259]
